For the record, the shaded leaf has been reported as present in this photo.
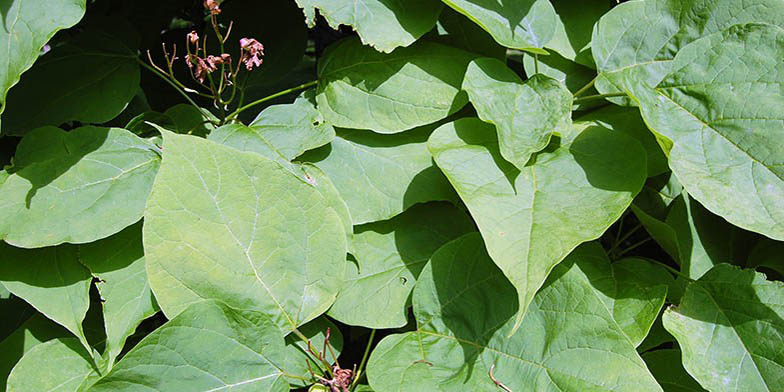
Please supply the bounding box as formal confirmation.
[7,338,97,392]
[546,0,611,67]
[663,264,784,391]
[163,104,217,137]
[144,131,347,332]
[0,126,160,247]
[90,300,289,391]
[0,314,70,390]
[429,7,505,59]
[642,349,705,392]
[366,234,661,391]
[295,0,443,53]
[428,118,646,331]
[463,57,572,170]
[328,202,475,328]
[521,52,596,96]
[316,37,475,133]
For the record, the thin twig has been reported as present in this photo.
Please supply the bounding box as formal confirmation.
[573,92,627,103]
[225,80,318,120]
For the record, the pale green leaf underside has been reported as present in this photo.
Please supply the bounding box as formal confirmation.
[428,118,646,331]
[663,264,784,391]
[637,24,784,240]
[463,58,572,170]
[441,0,556,53]
[316,37,475,133]
[367,234,661,391]
[7,338,96,392]
[0,0,86,122]
[78,223,157,368]
[144,131,347,333]
[295,0,443,53]
[90,300,289,391]
[328,202,474,328]
[0,243,92,353]
[0,126,160,248]
[301,126,457,225]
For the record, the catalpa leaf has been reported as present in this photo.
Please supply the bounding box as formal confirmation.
[316,37,475,133]
[301,126,457,225]
[430,7,505,60]
[328,202,474,329]
[546,0,611,67]
[0,314,70,390]
[636,24,784,240]
[7,338,97,392]
[78,222,158,369]
[295,0,443,53]
[0,243,92,357]
[591,0,784,105]
[366,234,662,391]
[0,126,160,248]
[0,0,86,125]
[90,300,288,391]
[462,58,572,170]
[163,104,218,137]
[209,90,335,162]
[642,349,705,392]
[521,51,596,96]
[440,0,556,53]
[144,131,347,332]
[663,264,784,391]
[2,23,140,136]
[428,118,646,331]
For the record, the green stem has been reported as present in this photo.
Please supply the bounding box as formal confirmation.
[226,80,318,121]
[617,237,652,257]
[608,223,643,256]
[573,92,626,103]
[534,54,540,75]
[573,76,597,97]
[351,329,376,391]
[137,59,203,113]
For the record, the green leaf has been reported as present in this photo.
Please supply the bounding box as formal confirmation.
[611,257,673,346]
[575,105,669,178]
[428,118,646,331]
[642,349,706,392]
[90,300,289,391]
[144,131,347,332]
[440,0,557,53]
[0,243,92,355]
[0,0,86,123]
[210,90,335,162]
[663,264,784,391]
[429,7,506,59]
[163,104,217,137]
[521,52,596,96]
[316,37,475,133]
[2,24,140,135]
[295,0,443,53]
[366,234,661,391]
[462,58,572,170]
[592,0,784,105]
[282,316,343,388]
[637,315,675,354]
[78,222,158,369]
[0,314,70,391]
[301,126,457,225]
[635,23,784,240]
[747,238,784,277]
[0,126,160,248]
[546,0,611,67]
[299,164,355,254]
[7,338,97,392]
[328,202,475,328]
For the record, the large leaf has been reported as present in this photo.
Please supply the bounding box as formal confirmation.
[462,58,572,170]
[2,24,140,135]
[7,338,97,392]
[78,222,157,369]
[366,234,662,391]
[428,118,646,331]
[295,0,443,53]
[328,202,475,328]
[663,264,784,391]
[440,0,556,53]
[635,24,784,240]
[592,0,784,105]
[0,243,92,355]
[0,314,69,390]
[90,300,289,391]
[0,0,86,123]
[301,126,457,225]
[316,37,475,133]
[0,126,160,248]
[209,90,334,162]
[144,131,347,332]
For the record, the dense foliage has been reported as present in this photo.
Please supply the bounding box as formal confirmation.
[1,0,783,391]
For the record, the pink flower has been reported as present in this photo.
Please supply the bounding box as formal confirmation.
[187,31,199,45]
[239,37,264,71]
[203,0,221,15]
